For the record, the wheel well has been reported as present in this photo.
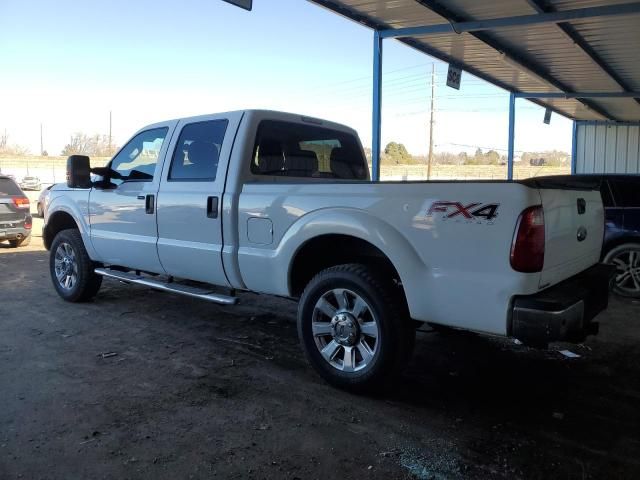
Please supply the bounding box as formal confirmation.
[289,234,405,298]
[43,211,78,250]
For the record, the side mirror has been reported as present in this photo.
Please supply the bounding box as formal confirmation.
[66,155,92,188]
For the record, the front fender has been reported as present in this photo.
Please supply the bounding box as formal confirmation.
[46,191,98,260]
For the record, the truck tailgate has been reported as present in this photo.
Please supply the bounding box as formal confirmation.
[539,188,604,289]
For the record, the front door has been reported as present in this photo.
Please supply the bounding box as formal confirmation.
[89,124,175,273]
[156,113,241,286]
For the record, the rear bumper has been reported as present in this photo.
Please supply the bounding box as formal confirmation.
[510,263,615,347]
[0,226,31,241]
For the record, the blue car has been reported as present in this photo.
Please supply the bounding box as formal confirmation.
[539,174,640,298]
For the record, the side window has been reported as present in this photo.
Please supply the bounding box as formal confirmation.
[169,120,228,181]
[251,120,369,180]
[109,128,168,186]
[610,179,640,207]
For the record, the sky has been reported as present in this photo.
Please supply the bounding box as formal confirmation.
[0,0,572,157]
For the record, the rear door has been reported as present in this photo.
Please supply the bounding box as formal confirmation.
[538,186,604,288]
[156,112,242,286]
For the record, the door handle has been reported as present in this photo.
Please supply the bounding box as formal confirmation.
[145,194,155,214]
[207,196,218,219]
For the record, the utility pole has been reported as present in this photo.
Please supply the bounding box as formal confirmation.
[427,64,435,180]
[108,111,112,154]
[40,123,44,156]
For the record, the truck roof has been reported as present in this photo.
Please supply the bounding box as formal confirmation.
[144,109,358,136]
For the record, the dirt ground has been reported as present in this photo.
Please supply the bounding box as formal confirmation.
[1,200,639,479]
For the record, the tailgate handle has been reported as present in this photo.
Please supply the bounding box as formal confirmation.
[207,196,219,219]
[577,198,586,215]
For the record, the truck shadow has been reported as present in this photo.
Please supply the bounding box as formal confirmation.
[387,310,640,468]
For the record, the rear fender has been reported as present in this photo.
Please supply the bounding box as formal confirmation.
[241,207,427,307]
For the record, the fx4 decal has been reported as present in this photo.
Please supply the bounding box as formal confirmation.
[427,201,500,224]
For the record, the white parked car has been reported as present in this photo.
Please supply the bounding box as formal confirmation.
[43,110,612,391]
[19,176,41,191]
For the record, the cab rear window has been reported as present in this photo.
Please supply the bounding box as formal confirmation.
[251,120,368,180]
[0,178,22,197]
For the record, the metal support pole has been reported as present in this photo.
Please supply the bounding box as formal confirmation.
[371,30,383,182]
[571,120,578,174]
[507,92,516,180]
[427,64,435,180]
[109,110,112,155]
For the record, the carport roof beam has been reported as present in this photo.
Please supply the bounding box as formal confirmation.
[515,92,640,99]
[524,0,640,108]
[378,2,640,39]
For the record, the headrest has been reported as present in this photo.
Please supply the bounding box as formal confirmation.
[287,149,318,176]
[257,139,284,173]
[330,147,365,180]
[259,139,282,157]
[188,141,219,166]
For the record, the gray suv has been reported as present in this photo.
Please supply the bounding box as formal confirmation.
[0,176,32,247]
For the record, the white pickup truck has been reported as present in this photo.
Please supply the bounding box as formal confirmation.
[45,110,612,390]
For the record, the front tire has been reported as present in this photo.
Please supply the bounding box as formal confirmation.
[604,243,640,298]
[298,263,415,392]
[50,229,102,302]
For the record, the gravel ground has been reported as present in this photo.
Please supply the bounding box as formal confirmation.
[1,201,639,479]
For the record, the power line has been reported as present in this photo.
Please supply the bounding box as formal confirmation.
[287,64,492,100]
[427,64,435,180]
[437,142,524,154]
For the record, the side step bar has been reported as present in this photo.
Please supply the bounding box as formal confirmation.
[94,268,239,305]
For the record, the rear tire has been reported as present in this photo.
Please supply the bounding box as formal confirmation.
[604,243,640,298]
[50,229,102,302]
[298,263,415,392]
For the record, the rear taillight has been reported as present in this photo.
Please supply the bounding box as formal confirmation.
[510,205,545,273]
[12,196,30,209]
[24,217,32,229]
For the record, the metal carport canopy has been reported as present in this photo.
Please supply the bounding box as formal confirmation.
[307,0,640,180]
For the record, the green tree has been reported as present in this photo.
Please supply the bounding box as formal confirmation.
[485,150,500,165]
[384,142,413,164]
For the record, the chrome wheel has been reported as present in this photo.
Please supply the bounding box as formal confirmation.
[312,288,379,372]
[610,248,640,296]
[54,242,78,291]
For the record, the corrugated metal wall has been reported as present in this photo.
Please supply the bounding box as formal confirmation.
[575,122,640,174]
